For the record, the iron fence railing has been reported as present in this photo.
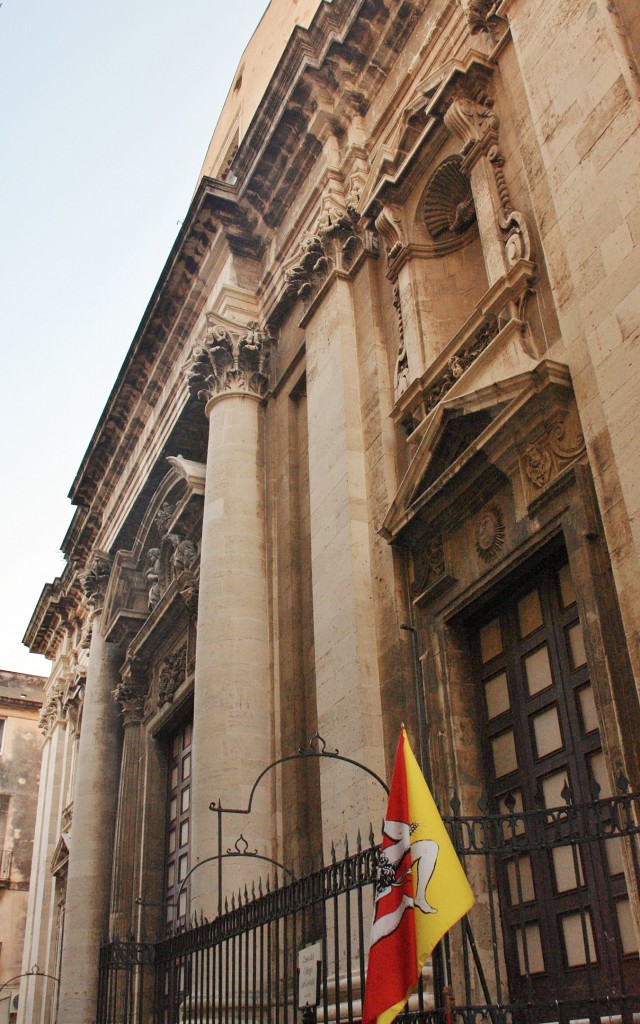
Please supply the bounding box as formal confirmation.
[97,786,640,1024]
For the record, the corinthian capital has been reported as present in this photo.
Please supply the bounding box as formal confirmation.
[184,314,271,403]
[443,93,498,158]
[80,552,112,611]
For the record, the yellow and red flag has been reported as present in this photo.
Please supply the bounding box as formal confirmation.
[362,728,474,1024]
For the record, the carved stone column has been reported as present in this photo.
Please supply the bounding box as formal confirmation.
[184,315,272,918]
[57,554,124,1024]
[443,91,532,285]
[109,660,147,940]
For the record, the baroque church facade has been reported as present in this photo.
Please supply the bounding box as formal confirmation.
[19,0,640,1021]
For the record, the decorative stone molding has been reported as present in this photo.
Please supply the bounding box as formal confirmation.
[475,504,506,561]
[157,645,187,708]
[423,157,476,241]
[393,283,409,400]
[422,316,499,416]
[80,552,112,611]
[38,674,86,739]
[519,413,586,500]
[185,315,271,402]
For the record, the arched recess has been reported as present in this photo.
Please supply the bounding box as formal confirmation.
[100,455,205,646]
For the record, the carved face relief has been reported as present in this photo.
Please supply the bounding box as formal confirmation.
[475,505,505,561]
[524,444,553,489]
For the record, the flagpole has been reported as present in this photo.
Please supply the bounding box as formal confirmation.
[400,624,457,1014]
[400,623,431,788]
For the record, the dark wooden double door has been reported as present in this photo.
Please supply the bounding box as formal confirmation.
[472,554,638,1007]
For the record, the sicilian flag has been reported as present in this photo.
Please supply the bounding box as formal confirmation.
[362,728,475,1024]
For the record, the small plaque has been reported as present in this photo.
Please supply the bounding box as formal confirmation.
[298,942,321,1008]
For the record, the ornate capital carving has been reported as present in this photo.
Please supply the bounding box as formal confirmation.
[284,193,370,305]
[185,316,271,403]
[80,552,112,611]
[113,659,147,722]
[459,0,495,34]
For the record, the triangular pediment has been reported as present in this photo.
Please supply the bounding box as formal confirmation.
[381,361,574,544]
[51,832,71,877]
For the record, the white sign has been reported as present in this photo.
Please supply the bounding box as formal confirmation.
[298,942,321,1008]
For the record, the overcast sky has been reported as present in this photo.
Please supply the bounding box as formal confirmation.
[0,0,268,676]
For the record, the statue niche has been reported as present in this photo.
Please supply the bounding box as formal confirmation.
[144,501,198,613]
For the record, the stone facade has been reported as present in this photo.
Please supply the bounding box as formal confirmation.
[20,0,640,1021]
[0,671,44,1023]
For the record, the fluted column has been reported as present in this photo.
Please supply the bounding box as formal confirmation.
[57,554,124,1024]
[185,316,272,919]
[109,661,147,940]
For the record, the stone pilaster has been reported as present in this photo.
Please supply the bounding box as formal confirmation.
[304,276,386,851]
[109,661,147,940]
[185,316,272,918]
[56,554,123,1024]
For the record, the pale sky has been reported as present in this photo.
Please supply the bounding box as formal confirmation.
[0,0,269,676]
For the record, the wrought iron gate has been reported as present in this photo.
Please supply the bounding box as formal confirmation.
[97,785,640,1024]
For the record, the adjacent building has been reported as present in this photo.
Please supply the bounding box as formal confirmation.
[20,0,640,1022]
[0,672,44,1024]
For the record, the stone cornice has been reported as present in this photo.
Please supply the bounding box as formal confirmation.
[67,179,263,518]
[233,0,429,229]
[23,568,86,660]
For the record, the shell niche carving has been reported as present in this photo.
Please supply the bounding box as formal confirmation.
[423,157,476,240]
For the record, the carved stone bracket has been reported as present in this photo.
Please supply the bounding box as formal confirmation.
[184,316,271,403]
[80,552,112,611]
[443,92,498,159]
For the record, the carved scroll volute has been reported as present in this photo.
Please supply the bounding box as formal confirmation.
[184,316,271,404]
[80,552,112,612]
[375,204,407,261]
[443,93,498,160]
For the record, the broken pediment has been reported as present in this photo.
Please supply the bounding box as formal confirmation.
[381,361,582,547]
[101,457,205,644]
